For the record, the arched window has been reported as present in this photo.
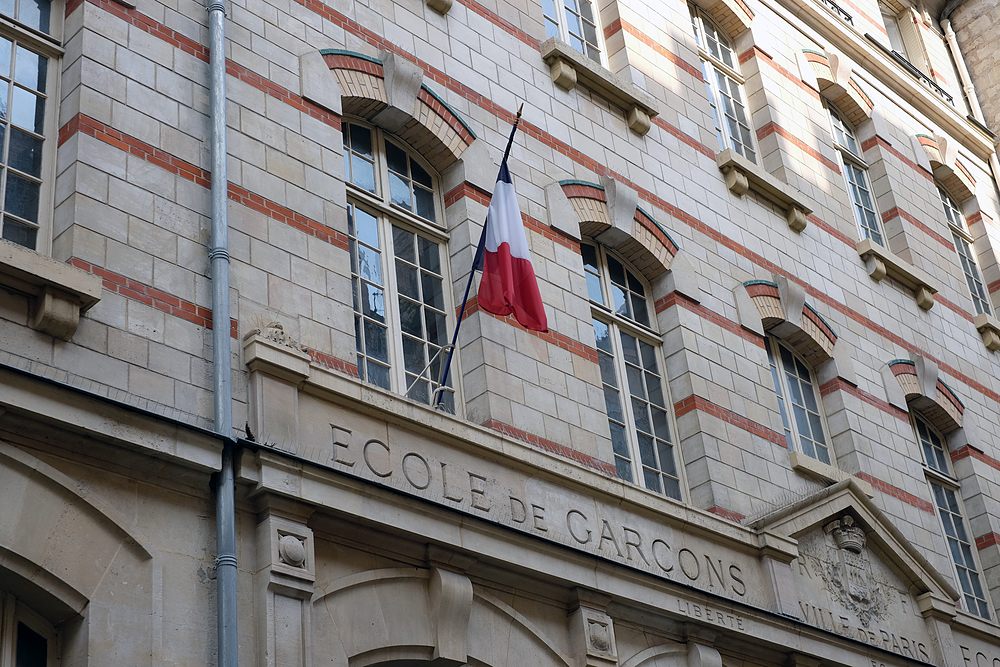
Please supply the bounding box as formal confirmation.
[829,104,882,246]
[939,186,992,316]
[914,414,992,619]
[0,593,56,666]
[766,336,831,465]
[343,121,456,413]
[689,5,756,163]
[0,0,60,251]
[583,242,681,499]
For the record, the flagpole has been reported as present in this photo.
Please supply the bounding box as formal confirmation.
[434,103,524,408]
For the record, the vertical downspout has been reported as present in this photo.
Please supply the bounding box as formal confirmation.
[207,0,238,665]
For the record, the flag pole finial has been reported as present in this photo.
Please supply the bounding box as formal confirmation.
[516,102,523,120]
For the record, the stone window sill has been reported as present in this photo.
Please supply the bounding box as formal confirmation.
[973,312,1000,352]
[788,450,873,496]
[0,240,102,340]
[856,238,938,310]
[716,148,814,232]
[540,38,659,136]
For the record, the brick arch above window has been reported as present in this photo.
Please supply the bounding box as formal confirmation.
[887,359,964,433]
[916,133,976,202]
[742,278,837,366]
[803,49,874,126]
[300,49,476,171]
[689,0,754,37]
[558,179,679,280]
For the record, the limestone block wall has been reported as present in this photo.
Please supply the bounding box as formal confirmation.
[1,0,1000,645]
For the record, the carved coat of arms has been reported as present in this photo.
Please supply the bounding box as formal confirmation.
[819,516,891,627]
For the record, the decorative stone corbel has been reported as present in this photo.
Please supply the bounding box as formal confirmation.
[786,206,808,232]
[372,50,424,132]
[0,241,102,341]
[722,165,749,196]
[770,275,805,338]
[550,58,578,90]
[425,0,452,14]
[244,324,312,448]
[429,568,474,666]
[687,639,722,667]
[567,589,618,667]
[973,312,1000,351]
[545,181,583,241]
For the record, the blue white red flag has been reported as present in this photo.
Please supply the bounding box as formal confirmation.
[474,161,548,332]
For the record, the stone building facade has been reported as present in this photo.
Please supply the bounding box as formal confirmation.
[0,0,999,663]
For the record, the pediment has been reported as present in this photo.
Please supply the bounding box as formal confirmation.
[750,479,959,658]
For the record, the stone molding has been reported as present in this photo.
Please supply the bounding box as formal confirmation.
[689,0,753,36]
[741,279,838,367]
[0,239,102,340]
[887,359,964,433]
[856,238,938,310]
[539,38,659,136]
[803,48,874,126]
[716,148,815,233]
[312,49,475,169]
[559,179,680,281]
[916,133,976,201]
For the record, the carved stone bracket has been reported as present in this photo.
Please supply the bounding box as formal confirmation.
[857,238,938,310]
[716,149,813,233]
[425,0,452,13]
[973,312,1000,352]
[568,589,618,667]
[0,240,102,340]
[539,38,659,136]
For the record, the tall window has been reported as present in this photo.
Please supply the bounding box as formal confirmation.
[344,121,455,413]
[829,105,883,245]
[542,0,603,64]
[0,0,58,251]
[0,593,55,667]
[939,186,992,316]
[767,337,831,465]
[914,415,992,620]
[689,5,756,163]
[583,243,681,499]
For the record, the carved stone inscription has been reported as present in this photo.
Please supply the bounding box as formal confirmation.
[795,519,929,662]
[329,424,756,602]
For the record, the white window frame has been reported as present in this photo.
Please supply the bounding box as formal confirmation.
[0,592,58,667]
[689,4,757,163]
[827,104,884,246]
[583,242,684,500]
[766,336,834,466]
[913,415,993,620]
[0,0,63,254]
[938,186,992,316]
[541,0,606,66]
[343,120,458,413]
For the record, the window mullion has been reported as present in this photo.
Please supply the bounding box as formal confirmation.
[381,217,408,395]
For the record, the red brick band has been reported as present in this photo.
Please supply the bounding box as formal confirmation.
[83,0,1000,412]
[975,532,1000,550]
[740,47,821,101]
[463,296,599,363]
[306,348,360,378]
[951,445,1000,473]
[755,122,840,173]
[616,19,703,80]
[819,377,909,422]
[881,206,954,252]
[655,291,765,348]
[481,419,617,477]
[674,394,787,447]
[855,472,935,513]
[861,135,934,182]
[68,258,238,337]
[707,506,746,522]
[61,114,350,252]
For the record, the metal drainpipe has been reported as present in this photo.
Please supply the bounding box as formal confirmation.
[207,0,238,664]
[940,5,1000,199]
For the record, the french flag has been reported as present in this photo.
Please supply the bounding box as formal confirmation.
[474,161,548,332]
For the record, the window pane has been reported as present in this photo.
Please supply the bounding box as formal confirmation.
[9,127,41,176]
[14,46,46,91]
[604,385,624,423]
[398,297,422,337]
[410,158,432,188]
[11,86,43,134]
[424,308,447,346]
[593,319,612,353]
[20,0,51,34]
[414,186,435,222]
[355,208,379,248]
[385,140,408,175]
[1,215,36,248]
[360,283,385,322]
[418,236,440,273]
[396,261,419,299]
[363,319,388,362]
[349,124,372,156]
[351,154,375,192]
[388,171,411,210]
[357,245,382,284]
[392,225,415,263]
[402,335,425,374]
[367,359,391,389]
[421,272,444,311]
[5,171,39,222]
[16,622,47,667]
